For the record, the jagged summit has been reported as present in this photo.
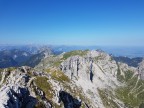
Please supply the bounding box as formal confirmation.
[0,50,144,108]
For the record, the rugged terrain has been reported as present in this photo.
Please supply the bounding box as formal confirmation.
[0,50,144,108]
[0,46,52,68]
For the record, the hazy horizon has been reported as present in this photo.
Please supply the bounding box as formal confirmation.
[0,44,144,57]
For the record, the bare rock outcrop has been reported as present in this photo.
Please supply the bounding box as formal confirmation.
[0,66,52,108]
[138,59,144,80]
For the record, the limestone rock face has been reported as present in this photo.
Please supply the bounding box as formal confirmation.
[61,50,119,86]
[0,86,37,108]
[60,51,121,107]
[0,66,82,108]
[138,59,144,80]
[0,66,51,108]
[0,50,143,108]
[0,67,36,108]
[60,50,141,108]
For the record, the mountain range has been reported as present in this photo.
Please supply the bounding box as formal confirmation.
[0,49,144,108]
[0,45,143,68]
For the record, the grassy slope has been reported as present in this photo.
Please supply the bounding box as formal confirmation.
[116,66,144,108]
[63,50,88,60]
[98,88,119,108]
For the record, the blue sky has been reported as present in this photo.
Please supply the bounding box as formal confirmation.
[0,0,144,46]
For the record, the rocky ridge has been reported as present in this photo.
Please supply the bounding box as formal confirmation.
[0,50,144,108]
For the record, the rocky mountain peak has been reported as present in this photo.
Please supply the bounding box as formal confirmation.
[0,50,144,108]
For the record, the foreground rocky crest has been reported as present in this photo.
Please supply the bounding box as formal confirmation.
[0,50,144,108]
